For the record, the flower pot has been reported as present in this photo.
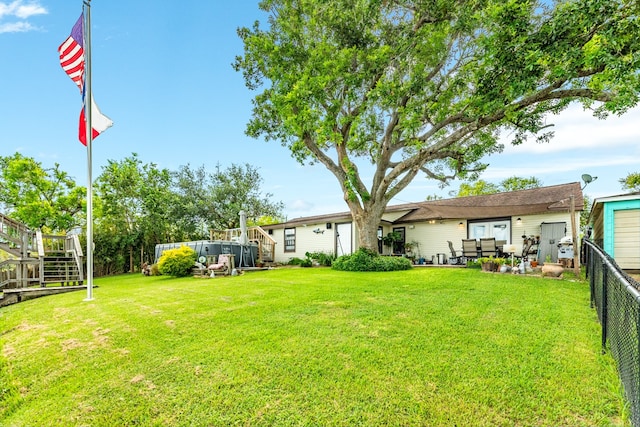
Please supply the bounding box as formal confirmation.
[541,262,564,278]
[481,262,499,272]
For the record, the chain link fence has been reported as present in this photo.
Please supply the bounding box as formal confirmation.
[584,238,640,426]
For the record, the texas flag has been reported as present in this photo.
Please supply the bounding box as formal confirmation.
[58,13,113,146]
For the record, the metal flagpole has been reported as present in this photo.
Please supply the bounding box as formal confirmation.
[84,0,94,301]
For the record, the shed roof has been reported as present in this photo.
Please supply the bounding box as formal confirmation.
[588,191,640,224]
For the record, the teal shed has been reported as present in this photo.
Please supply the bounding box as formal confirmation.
[589,192,640,271]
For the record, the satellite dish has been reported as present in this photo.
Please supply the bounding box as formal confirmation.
[198,256,206,263]
[581,174,598,189]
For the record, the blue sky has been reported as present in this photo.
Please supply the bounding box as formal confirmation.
[1,0,639,220]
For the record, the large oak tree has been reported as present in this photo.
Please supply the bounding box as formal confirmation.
[235,0,640,251]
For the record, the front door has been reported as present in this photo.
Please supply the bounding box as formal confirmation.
[336,223,353,257]
[392,227,406,255]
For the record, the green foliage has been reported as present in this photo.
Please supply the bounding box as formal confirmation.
[305,251,336,267]
[619,172,640,192]
[0,153,84,232]
[332,248,412,272]
[149,263,160,276]
[456,180,500,197]
[299,258,313,268]
[287,257,306,266]
[94,153,174,275]
[478,257,506,265]
[173,163,285,232]
[455,176,542,197]
[236,0,640,251]
[157,245,197,277]
[500,176,543,192]
[381,232,402,247]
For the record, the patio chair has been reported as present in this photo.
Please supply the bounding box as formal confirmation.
[207,254,231,277]
[447,241,464,265]
[462,239,479,261]
[479,238,498,257]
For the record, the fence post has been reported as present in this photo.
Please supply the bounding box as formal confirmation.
[585,246,596,308]
[601,262,608,354]
[585,243,590,280]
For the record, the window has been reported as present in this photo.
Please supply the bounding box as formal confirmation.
[468,219,511,243]
[284,228,296,252]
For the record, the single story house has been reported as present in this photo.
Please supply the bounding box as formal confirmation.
[589,192,640,271]
[263,182,583,265]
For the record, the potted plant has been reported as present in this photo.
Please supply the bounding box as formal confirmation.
[479,256,504,272]
[382,232,402,255]
[404,241,414,255]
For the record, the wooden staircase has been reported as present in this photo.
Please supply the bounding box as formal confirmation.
[210,226,276,262]
[0,212,84,289]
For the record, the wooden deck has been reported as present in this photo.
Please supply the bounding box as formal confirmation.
[0,285,91,307]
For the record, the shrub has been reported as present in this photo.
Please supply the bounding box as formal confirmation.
[157,246,197,277]
[300,258,313,267]
[305,251,336,267]
[332,248,413,272]
[149,264,160,276]
[287,257,314,267]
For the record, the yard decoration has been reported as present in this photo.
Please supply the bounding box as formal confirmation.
[541,262,564,278]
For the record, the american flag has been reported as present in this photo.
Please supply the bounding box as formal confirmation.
[58,13,112,146]
[58,14,85,93]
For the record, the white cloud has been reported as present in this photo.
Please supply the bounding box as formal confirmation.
[481,155,639,180]
[501,104,640,155]
[0,0,46,33]
[13,2,46,18]
[0,20,32,32]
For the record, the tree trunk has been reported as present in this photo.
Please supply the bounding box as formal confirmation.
[351,201,386,253]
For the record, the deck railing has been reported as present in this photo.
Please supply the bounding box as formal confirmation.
[210,226,276,262]
[0,259,40,289]
[35,231,84,285]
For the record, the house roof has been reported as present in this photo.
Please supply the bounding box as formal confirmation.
[398,182,583,222]
[265,182,583,228]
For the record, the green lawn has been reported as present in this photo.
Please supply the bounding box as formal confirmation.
[0,268,627,426]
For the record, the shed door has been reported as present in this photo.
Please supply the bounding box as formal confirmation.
[614,209,640,269]
[336,223,353,257]
[539,222,566,263]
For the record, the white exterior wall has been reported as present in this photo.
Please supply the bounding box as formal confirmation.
[270,222,344,263]
[512,212,579,242]
[396,212,579,262]
[381,210,413,222]
[386,221,467,262]
[269,210,580,264]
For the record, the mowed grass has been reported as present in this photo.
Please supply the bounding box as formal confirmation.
[0,268,626,426]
